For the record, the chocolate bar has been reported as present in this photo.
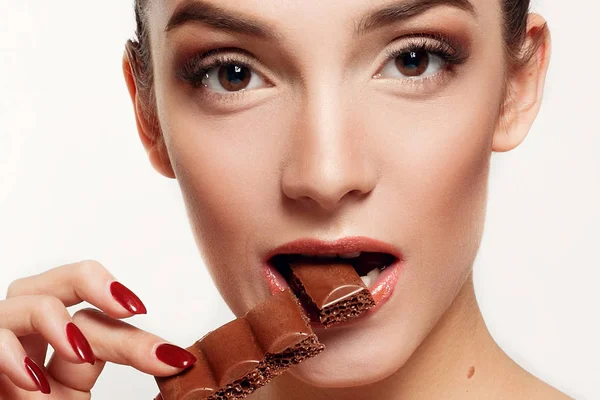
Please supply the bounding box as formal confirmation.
[156,289,324,400]
[157,257,379,399]
[282,260,376,327]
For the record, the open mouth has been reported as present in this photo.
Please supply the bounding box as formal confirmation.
[269,252,398,289]
[263,237,405,320]
[268,252,398,327]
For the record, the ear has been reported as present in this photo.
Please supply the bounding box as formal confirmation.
[122,46,176,179]
[492,13,552,152]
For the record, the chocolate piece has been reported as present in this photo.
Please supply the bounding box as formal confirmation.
[284,261,376,327]
[245,287,313,354]
[156,289,324,400]
[155,345,217,400]
[199,319,263,387]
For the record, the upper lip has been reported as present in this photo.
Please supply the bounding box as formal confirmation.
[264,236,403,262]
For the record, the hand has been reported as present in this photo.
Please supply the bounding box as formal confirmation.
[0,260,196,399]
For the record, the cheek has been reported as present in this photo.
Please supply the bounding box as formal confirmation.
[401,113,492,300]
[363,69,502,313]
[154,91,294,314]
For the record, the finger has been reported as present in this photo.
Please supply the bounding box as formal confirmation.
[47,351,106,393]
[0,328,51,394]
[0,375,40,400]
[0,375,17,398]
[19,333,48,367]
[47,309,196,392]
[0,374,90,400]
[6,259,147,318]
[0,295,95,365]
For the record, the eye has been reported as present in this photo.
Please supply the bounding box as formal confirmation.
[202,63,267,93]
[379,50,446,79]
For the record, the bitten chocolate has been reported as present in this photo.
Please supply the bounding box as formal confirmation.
[155,289,324,400]
[283,260,376,327]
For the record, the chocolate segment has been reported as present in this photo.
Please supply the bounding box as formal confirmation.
[199,319,264,387]
[155,289,324,400]
[246,287,312,354]
[284,261,376,327]
[155,345,217,400]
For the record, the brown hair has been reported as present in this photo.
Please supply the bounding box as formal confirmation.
[126,0,547,131]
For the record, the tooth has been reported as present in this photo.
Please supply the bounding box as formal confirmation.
[367,268,380,283]
[361,275,372,287]
[338,252,361,259]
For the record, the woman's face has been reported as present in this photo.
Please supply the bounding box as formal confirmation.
[145,0,506,387]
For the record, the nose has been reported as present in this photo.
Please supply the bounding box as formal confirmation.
[281,84,378,212]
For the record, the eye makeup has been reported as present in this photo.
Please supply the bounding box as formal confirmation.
[176,48,264,88]
[372,32,470,93]
[383,33,469,71]
[173,30,471,106]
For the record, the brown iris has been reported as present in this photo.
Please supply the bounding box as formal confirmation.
[217,64,252,91]
[395,50,430,77]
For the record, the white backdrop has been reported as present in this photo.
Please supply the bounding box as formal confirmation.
[0,1,598,399]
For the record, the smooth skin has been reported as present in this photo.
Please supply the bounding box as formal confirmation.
[0,261,195,398]
[0,0,571,399]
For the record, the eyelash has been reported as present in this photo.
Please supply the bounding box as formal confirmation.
[374,34,469,89]
[176,34,469,93]
[385,33,469,70]
[177,49,257,90]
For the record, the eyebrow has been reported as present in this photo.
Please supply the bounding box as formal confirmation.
[356,0,476,35]
[165,0,475,38]
[165,0,274,38]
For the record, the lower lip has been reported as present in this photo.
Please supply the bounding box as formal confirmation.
[263,259,403,321]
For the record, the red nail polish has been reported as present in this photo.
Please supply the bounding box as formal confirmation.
[155,344,196,369]
[110,281,147,315]
[66,323,96,365]
[24,357,51,394]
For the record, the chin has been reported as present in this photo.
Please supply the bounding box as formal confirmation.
[285,321,414,388]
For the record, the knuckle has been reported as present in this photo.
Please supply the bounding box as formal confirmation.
[122,329,148,360]
[0,328,16,350]
[72,307,102,325]
[76,259,109,280]
[122,329,141,351]
[0,328,10,341]
[6,278,24,298]
[37,295,66,316]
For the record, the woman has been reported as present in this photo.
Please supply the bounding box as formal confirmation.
[0,0,571,398]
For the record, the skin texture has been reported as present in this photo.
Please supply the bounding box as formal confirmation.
[123,0,567,398]
[0,261,198,399]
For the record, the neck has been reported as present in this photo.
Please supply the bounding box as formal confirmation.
[263,273,513,400]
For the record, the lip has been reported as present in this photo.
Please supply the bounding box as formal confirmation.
[263,236,404,323]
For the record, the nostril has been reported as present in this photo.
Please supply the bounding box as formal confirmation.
[280,155,378,212]
[284,187,368,213]
[343,188,373,202]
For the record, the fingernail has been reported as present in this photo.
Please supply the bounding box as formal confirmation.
[155,344,196,369]
[66,322,96,365]
[24,357,51,394]
[110,281,147,315]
